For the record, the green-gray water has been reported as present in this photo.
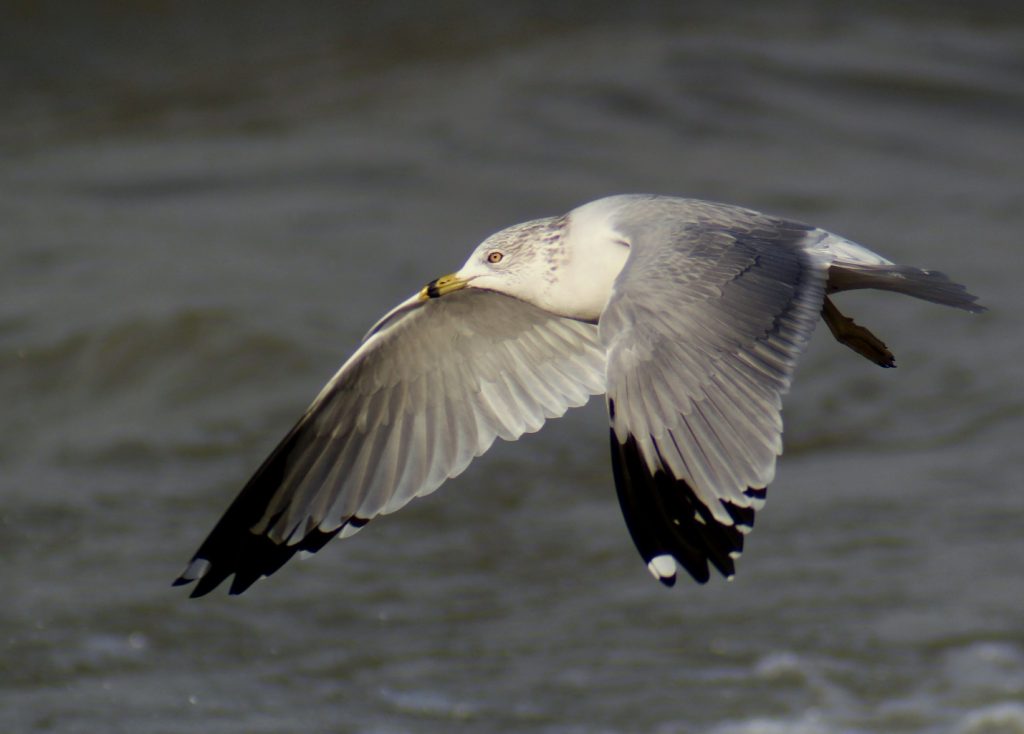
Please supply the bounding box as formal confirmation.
[2,3,1022,732]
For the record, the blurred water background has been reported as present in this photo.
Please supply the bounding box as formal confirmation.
[2,2,1023,733]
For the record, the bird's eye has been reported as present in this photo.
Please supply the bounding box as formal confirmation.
[486,251,504,264]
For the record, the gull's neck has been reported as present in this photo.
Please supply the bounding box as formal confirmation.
[535,203,630,323]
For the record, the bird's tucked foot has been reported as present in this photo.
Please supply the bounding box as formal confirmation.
[821,296,896,368]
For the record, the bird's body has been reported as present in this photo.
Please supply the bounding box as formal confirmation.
[175,194,984,597]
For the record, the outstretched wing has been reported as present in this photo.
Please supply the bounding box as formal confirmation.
[176,288,605,596]
[598,198,830,586]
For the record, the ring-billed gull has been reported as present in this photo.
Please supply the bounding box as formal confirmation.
[174,194,984,597]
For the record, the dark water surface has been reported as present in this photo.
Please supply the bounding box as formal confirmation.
[2,3,1023,733]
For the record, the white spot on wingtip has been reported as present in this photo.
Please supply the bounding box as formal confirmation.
[729,550,743,559]
[180,558,210,581]
[647,554,677,581]
[339,523,364,539]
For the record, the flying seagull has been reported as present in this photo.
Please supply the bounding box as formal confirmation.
[174,194,984,597]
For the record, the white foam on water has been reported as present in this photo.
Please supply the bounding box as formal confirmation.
[955,703,1024,734]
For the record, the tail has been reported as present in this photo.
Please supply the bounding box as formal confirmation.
[827,263,986,313]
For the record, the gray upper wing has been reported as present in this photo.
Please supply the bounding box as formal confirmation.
[598,197,830,584]
[177,288,605,596]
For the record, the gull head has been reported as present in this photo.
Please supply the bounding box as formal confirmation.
[419,216,567,307]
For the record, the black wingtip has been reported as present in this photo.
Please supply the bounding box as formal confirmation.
[174,417,352,597]
[174,520,344,598]
[610,429,756,586]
